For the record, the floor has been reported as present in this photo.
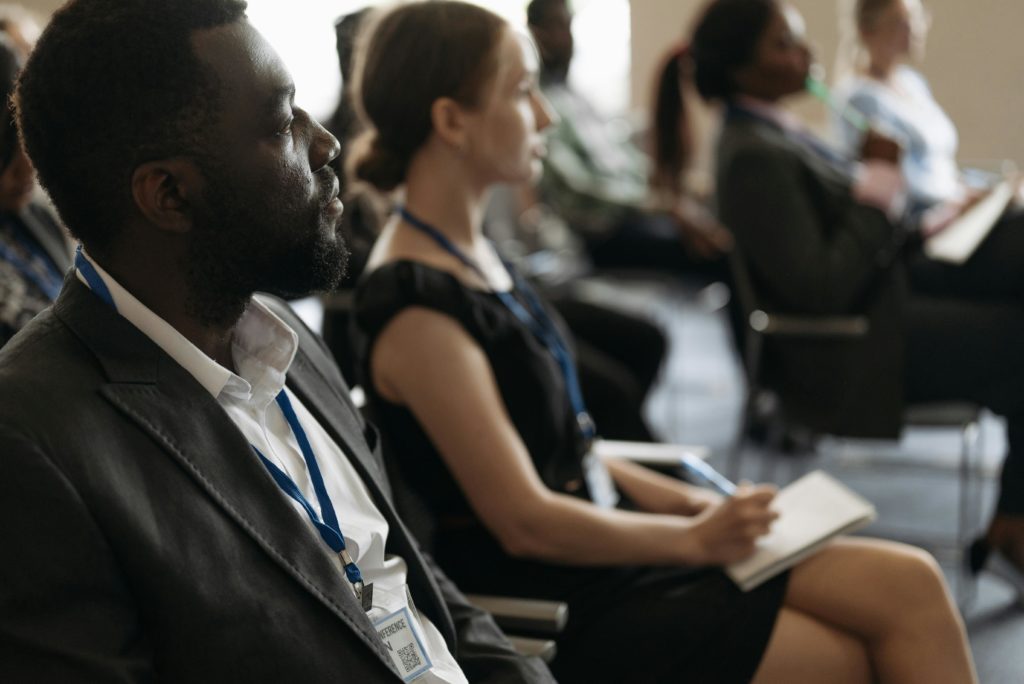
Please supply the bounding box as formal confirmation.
[568,273,1024,683]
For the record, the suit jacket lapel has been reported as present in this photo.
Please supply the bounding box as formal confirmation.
[727,105,855,180]
[284,338,458,647]
[54,279,401,674]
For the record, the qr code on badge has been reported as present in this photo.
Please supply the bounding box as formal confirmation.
[398,642,422,673]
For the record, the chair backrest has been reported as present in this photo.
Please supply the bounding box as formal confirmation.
[726,236,884,442]
[726,245,761,324]
[725,245,769,385]
[321,290,358,383]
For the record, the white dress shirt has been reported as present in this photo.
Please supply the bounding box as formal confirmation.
[76,252,466,684]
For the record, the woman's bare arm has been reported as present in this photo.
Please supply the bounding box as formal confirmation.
[603,457,724,517]
[372,306,776,567]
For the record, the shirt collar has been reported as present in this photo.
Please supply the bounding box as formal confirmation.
[732,95,805,134]
[75,249,298,404]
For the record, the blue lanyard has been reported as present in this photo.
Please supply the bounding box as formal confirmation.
[74,245,116,307]
[75,247,369,604]
[250,390,368,604]
[397,206,596,447]
[0,222,64,301]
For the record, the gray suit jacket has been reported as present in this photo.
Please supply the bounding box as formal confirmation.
[716,109,908,437]
[0,276,552,683]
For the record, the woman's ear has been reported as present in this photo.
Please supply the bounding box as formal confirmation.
[130,158,201,234]
[430,96,470,153]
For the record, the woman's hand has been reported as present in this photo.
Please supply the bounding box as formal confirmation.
[921,186,992,238]
[679,485,779,566]
[670,195,734,259]
[860,128,902,164]
[680,486,724,516]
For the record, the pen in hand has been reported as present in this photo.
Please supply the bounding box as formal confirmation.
[678,454,737,497]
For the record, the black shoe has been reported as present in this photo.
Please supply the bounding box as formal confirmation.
[968,537,1024,600]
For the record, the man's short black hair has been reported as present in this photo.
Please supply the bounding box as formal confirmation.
[526,0,568,27]
[16,0,247,255]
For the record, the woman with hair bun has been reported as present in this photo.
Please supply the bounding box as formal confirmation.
[349,2,975,681]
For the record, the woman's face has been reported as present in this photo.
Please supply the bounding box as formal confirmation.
[461,29,555,186]
[732,3,812,102]
[861,0,930,65]
[0,141,35,212]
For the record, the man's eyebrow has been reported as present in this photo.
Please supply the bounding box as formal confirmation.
[266,84,296,111]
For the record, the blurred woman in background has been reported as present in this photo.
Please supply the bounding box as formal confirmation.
[652,0,1024,602]
[832,0,1023,228]
[0,33,69,346]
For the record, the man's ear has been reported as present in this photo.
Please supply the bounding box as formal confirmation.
[429,96,470,153]
[130,158,202,233]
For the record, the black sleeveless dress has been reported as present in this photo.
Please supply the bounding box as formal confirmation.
[352,260,787,683]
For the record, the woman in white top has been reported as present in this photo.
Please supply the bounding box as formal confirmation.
[832,0,955,209]
[832,0,1021,222]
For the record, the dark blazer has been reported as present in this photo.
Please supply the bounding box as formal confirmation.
[0,275,552,683]
[716,109,908,437]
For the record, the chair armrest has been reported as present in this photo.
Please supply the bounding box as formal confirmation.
[506,636,558,664]
[349,385,367,409]
[465,594,569,637]
[590,439,711,467]
[904,401,981,427]
[750,310,869,337]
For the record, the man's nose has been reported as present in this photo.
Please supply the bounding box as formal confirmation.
[309,118,341,171]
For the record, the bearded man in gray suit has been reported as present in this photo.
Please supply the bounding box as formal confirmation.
[0,1,554,682]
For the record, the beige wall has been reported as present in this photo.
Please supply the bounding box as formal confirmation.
[19,0,1024,168]
[631,0,1024,176]
[18,1,60,21]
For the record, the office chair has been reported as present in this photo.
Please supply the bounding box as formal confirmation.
[726,246,983,601]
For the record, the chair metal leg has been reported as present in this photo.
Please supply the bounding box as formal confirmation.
[956,417,981,609]
[728,387,759,481]
[728,331,765,481]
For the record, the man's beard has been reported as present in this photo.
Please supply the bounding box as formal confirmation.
[182,165,348,328]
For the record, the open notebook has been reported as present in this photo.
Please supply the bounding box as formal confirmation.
[924,179,1015,264]
[726,471,877,592]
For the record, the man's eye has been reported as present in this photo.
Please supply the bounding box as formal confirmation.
[277,118,294,137]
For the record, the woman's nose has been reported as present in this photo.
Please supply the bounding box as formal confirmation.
[533,92,558,132]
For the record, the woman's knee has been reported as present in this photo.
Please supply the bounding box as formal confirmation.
[754,608,872,684]
[788,538,953,633]
[866,542,956,625]
[885,543,945,591]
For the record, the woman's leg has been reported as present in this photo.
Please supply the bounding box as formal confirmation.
[779,537,976,684]
[906,295,1024,570]
[908,207,1024,301]
[752,607,872,684]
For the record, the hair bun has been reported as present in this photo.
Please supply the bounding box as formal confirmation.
[347,130,409,193]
